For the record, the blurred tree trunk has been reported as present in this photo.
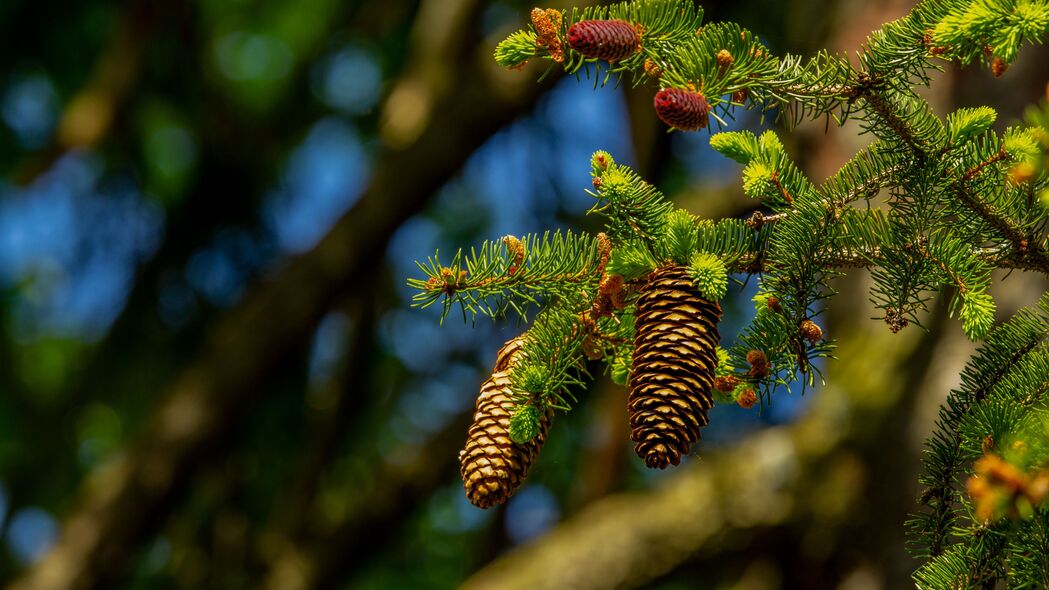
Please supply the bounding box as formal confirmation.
[8,2,556,588]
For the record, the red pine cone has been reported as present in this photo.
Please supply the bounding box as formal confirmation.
[566,19,640,63]
[653,87,710,131]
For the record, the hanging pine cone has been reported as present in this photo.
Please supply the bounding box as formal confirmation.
[460,337,551,508]
[566,19,641,63]
[628,265,722,468]
[653,87,710,131]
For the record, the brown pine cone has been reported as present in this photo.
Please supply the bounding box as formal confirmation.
[459,337,551,508]
[628,265,722,468]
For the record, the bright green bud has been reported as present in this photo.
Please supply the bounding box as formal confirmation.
[758,130,783,154]
[494,30,538,69]
[662,209,699,264]
[742,161,776,198]
[687,251,728,300]
[947,107,996,144]
[1015,0,1049,38]
[598,168,631,200]
[960,290,996,340]
[1004,129,1040,160]
[709,131,759,164]
[516,363,550,394]
[508,404,542,443]
[607,243,657,281]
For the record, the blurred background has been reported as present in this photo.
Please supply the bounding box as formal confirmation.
[0,0,1046,588]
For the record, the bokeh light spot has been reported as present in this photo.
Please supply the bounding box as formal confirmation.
[216,32,293,82]
[312,46,382,114]
[6,507,58,565]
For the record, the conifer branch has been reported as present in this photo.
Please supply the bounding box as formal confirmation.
[415,5,1049,573]
[950,181,1049,274]
[910,294,1049,568]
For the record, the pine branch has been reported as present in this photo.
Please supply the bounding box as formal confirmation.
[410,231,607,321]
[411,3,1049,571]
[910,294,1049,562]
[950,180,1049,274]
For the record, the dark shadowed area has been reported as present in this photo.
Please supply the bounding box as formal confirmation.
[0,0,1046,589]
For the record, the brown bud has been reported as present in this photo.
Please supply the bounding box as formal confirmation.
[598,273,624,300]
[799,319,823,345]
[981,434,995,454]
[643,58,663,78]
[713,375,742,393]
[596,232,612,270]
[1026,472,1049,505]
[593,272,624,319]
[731,88,748,104]
[991,57,1008,78]
[766,296,782,313]
[966,474,993,522]
[746,349,769,378]
[716,49,733,69]
[884,307,909,333]
[502,235,526,276]
[975,454,1027,493]
[736,388,757,409]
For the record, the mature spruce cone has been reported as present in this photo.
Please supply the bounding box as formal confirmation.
[566,19,641,63]
[628,265,722,468]
[653,87,710,131]
[459,338,551,508]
